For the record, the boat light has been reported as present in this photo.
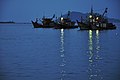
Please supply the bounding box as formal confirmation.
[89,15,92,18]
[93,19,95,22]
[61,17,64,21]
[96,17,99,20]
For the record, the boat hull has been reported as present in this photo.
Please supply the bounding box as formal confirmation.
[78,22,116,30]
[54,24,78,29]
[32,21,78,29]
[31,21,54,28]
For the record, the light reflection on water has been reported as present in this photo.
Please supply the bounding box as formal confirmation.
[60,29,66,80]
[60,29,64,53]
[88,30,103,80]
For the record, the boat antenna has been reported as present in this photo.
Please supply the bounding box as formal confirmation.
[102,8,108,17]
[35,18,38,23]
[51,14,55,20]
[81,16,83,23]
[67,11,70,18]
[55,17,57,22]
[91,5,93,15]
[42,16,45,20]
[42,11,45,19]
[61,13,63,18]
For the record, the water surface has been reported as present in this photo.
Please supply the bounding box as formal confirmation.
[0,23,120,80]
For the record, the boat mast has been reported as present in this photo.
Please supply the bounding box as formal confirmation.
[91,6,93,15]
[90,6,93,25]
[101,8,108,23]
[67,11,70,18]
[102,8,108,17]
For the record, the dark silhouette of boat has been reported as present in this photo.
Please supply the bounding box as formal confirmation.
[54,11,78,29]
[32,11,78,29]
[77,7,116,30]
[32,14,56,28]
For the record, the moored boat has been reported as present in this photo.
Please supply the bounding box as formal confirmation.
[32,14,56,28]
[77,7,116,30]
[32,11,78,29]
[31,21,43,28]
[54,11,78,29]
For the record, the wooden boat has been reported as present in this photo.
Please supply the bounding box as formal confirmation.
[54,11,78,29]
[32,15,56,28]
[32,12,78,29]
[77,8,116,30]
[31,20,54,28]
[77,21,116,30]
[31,21,43,28]
[54,24,78,29]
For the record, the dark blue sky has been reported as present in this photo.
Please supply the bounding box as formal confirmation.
[0,0,120,22]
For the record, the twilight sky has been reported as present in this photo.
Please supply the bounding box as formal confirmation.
[0,0,120,22]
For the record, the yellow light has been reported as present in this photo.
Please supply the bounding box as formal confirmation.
[89,15,92,18]
[96,17,99,20]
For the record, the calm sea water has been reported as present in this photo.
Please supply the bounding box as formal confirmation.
[0,23,120,80]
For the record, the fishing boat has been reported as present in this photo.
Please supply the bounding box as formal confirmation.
[32,14,56,28]
[54,11,78,29]
[54,18,78,29]
[77,7,116,30]
[31,20,43,28]
[32,11,78,29]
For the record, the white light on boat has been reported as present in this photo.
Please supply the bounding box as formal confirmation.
[61,17,64,21]
[96,17,99,20]
[93,19,95,22]
[89,15,92,18]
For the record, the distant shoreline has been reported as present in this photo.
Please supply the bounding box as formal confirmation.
[0,22,31,24]
[0,21,15,24]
